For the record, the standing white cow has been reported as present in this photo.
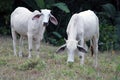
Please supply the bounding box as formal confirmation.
[56,10,99,67]
[11,7,58,58]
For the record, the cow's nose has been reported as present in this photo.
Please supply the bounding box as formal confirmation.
[43,22,49,26]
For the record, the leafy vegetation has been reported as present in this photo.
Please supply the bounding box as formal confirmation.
[0,0,13,35]
[99,24,118,51]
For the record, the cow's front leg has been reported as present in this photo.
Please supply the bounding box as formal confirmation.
[78,52,85,65]
[35,36,40,58]
[40,27,46,40]
[78,34,85,65]
[27,33,33,58]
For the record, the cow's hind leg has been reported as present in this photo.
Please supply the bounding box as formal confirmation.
[19,36,23,57]
[11,28,17,56]
[92,36,98,67]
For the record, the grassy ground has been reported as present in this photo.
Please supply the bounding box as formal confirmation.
[0,36,120,80]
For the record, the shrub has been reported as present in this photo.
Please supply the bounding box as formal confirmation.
[99,24,119,51]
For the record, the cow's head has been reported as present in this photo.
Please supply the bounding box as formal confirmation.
[32,9,58,27]
[56,39,87,62]
[41,9,58,26]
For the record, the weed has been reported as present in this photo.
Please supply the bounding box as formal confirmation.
[35,60,46,71]
[16,59,38,71]
[0,59,7,66]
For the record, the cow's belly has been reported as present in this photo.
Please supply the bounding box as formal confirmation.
[84,30,96,41]
[14,24,28,36]
[77,28,97,41]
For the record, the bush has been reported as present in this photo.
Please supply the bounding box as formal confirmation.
[99,24,119,51]
[0,0,13,35]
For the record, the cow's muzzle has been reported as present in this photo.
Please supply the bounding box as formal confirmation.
[43,22,49,27]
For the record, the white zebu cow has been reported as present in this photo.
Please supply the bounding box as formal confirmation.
[11,7,58,58]
[56,10,99,67]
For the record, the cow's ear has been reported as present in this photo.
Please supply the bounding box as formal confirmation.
[56,44,66,53]
[77,45,87,53]
[32,14,42,20]
[50,14,58,25]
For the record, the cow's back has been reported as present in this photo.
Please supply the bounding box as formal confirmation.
[77,10,99,41]
[11,7,32,36]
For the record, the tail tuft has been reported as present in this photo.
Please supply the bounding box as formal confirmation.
[90,46,94,56]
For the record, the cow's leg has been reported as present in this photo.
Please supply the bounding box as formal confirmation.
[78,34,85,65]
[78,51,85,65]
[19,36,23,57]
[27,33,33,58]
[92,36,98,67]
[11,28,17,56]
[35,36,40,58]
[40,27,46,40]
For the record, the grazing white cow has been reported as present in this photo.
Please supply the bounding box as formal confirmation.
[11,7,58,58]
[56,10,99,67]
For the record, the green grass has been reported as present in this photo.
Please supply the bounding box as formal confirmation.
[0,36,120,80]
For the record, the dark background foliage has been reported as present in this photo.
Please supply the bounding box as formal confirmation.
[0,0,120,51]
